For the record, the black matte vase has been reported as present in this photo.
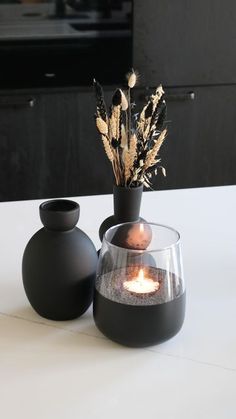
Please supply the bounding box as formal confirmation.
[99,185,143,242]
[22,199,98,320]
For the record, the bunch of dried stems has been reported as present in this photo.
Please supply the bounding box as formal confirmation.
[94,70,167,188]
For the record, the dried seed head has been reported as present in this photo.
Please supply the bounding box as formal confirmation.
[161,166,166,177]
[109,105,121,140]
[121,124,127,148]
[156,84,164,96]
[102,135,114,162]
[127,70,138,88]
[123,133,137,183]
[94,79,107,122]
[123,147,131,181]
[144,128,167,169]
[109,113,116,139]
[129,133,137,160]
[96,117,108,135]
[120,89,129,111]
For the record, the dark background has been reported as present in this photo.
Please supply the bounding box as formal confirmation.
[0,0,235,201]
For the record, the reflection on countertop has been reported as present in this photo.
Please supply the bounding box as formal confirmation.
[0,3,131,41]
[0,2,132,88]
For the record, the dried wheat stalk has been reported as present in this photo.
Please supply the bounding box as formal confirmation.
[144,128,167,169]
[96,117,108,136]
[94,71,167,188]
[121,124,127,148]
[93,79,107,122]
[101,135,114,162]
[123,134,137,185]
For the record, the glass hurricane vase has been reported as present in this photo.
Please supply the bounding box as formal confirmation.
[93,222,186,347]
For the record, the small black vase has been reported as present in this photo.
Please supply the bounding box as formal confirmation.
[22,199,98,320]
[99,185,143,241]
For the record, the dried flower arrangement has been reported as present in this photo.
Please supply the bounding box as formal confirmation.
[94,70,167,188]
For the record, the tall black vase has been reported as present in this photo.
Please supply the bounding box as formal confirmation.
[22,199,98,321]
[99,185,143,242]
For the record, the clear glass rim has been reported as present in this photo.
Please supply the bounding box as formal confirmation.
[104,222,181,253]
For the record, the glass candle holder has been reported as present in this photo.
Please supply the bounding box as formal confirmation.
[93,222,186,347]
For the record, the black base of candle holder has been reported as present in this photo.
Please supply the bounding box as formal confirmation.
[93,289,186,347]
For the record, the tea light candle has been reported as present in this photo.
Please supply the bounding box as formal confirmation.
[123,268,160,296]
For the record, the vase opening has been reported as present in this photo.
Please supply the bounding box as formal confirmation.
[40,200,79,212]
[40,199,80,231]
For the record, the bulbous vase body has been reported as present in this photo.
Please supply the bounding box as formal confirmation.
[22,199,98,320]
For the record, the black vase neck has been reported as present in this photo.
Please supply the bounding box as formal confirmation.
[40,199,80,231]
[113,185,143,223]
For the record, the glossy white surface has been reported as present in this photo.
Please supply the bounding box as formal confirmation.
[0,186,235,419]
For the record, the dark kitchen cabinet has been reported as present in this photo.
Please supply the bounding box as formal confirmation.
[133,0,236,190]
[134,85,236,190]
[0,0,235,201]
[0,88,113,201]
[133,0,236,87]
[77,88,114,196]
[0,0,131,201]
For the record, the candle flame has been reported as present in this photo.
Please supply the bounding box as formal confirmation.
[123,268,160,295]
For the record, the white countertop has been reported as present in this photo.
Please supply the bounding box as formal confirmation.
[0,186,236,419]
